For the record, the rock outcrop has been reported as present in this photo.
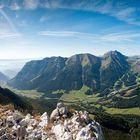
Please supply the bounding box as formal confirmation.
[0,103,104,140]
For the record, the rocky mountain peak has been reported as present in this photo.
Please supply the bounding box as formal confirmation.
[66,53,99,66]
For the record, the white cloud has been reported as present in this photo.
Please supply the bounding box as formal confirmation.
[24,0,39,9]
[127,20,140,26]
[40,31,81,37]
[111,7,138,26]
[100,33,140,42]
[10,2,21,10]
[72,1,139,26]
[0,32,21,39]
[41,0,139,26]
[39,30,140,43]
[39,31,96,40]
[0,0,139,26]
[114,8,135,19]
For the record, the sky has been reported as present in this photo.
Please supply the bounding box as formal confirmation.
[0,0,140,59]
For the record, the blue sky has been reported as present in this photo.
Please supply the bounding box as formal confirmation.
[0,0,140,59]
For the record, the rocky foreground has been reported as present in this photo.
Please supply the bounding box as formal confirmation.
[0,103,104,140]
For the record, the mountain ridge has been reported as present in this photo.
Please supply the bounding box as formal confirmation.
[8,51,140,96]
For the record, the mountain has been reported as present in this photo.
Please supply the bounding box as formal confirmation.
[8,51,140,95]
[0,59,34,78]
[0,71,9,82]
[2,69,20,79]
[100,51,129,93]
[38,53,101,92]
[9,53,101,92]
[0,86,32,110]
[9,57,67,90]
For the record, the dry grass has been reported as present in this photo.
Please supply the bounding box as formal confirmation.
[44,122,54,131]
[68,108,76,114]
[0,104,15,120]
[34,114,41,122]
[0,104,14,112]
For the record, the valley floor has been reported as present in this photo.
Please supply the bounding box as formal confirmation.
[2,85,140,140]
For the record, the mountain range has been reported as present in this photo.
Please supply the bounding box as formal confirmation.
[8,51,140,96]
[1,51,140,140]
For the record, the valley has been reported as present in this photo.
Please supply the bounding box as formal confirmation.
[3,85,139,140]
[0,51,140,140]
[0,1,140,139]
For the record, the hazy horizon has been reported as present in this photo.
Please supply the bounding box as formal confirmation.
[0,50,140,60]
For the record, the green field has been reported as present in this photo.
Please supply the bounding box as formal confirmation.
[60,86,140,116]
[3,85,140,116]
[12,89,44,99]
[104,107,140,116]
[1,85,139,140]
[61,85,100,102]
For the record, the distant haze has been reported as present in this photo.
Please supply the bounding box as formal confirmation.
[0,59,34,78]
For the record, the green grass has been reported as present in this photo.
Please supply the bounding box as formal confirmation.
[52,89,66,94]
[15,90,44,99]
[61,85,100,102]
[1,85,44,99]
[104,107,140,116]
[4,85,140,116]
[60,85,140,116]
[61,86,140,116]
[10,88,44,99]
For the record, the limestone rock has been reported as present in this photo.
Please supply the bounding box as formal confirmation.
[0,103,104,140]
[39,112,49,127]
